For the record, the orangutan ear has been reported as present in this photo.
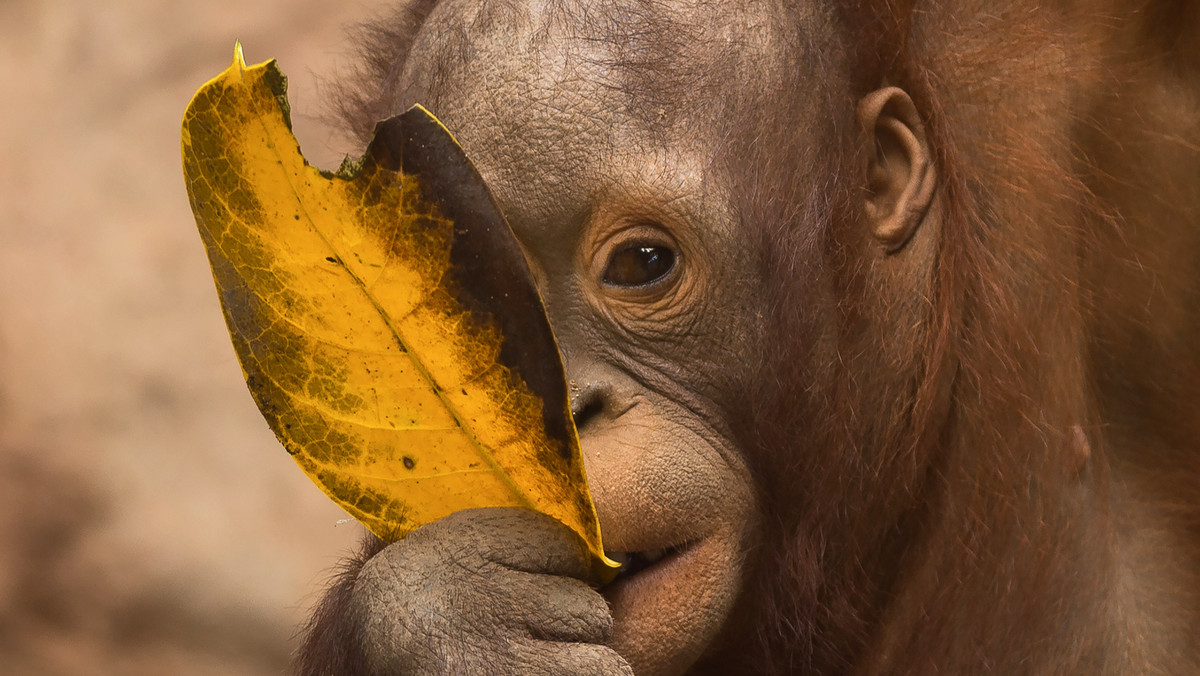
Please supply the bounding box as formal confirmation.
[857,87,936,252]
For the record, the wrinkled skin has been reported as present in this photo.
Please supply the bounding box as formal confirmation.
[298,0,1200,674]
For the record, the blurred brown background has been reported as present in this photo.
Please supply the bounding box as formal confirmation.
[0,2,394,673]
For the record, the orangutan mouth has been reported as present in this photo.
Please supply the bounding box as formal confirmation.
[606,542,690,579]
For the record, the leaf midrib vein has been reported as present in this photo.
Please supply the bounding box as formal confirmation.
[243,72,535,514]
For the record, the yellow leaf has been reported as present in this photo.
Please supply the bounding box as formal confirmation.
[182,43,617,582]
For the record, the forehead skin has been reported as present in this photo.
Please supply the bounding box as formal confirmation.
[392,0,789,272]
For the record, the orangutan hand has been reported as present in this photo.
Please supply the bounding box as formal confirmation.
[350,507,632,675]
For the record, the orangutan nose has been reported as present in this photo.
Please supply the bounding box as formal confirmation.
[569,379,612,432]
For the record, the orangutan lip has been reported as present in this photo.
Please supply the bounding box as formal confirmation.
[606,541,693,580]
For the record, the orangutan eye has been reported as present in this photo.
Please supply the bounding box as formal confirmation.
[602,243,677,287]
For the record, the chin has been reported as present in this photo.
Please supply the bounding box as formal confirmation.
[602,529,747,676]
